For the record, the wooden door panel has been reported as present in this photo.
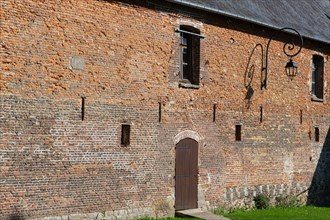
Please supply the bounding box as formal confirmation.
[175,138,198,210]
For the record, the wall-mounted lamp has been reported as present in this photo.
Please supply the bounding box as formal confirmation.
[285,58,298,80]
[262,27,303,89]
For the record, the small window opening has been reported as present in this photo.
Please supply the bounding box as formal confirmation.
[315,127,320,142]
[235,125,242,141]
[121,124,130,146]
[260,106,263,123]
[300,110,303,125]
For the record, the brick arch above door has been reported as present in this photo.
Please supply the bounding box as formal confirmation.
[173,130,203,144]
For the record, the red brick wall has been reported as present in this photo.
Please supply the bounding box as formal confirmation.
[1,0,329,219]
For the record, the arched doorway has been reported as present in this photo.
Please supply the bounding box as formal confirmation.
[175,138,198,210]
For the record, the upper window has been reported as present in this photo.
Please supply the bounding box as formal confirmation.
[311,55,324,101]
[179,26,202,87]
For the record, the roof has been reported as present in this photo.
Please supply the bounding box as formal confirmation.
[165,0,330,45]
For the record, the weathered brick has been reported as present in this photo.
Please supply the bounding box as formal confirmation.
[0,0,329,219]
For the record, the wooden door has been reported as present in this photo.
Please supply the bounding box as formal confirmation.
[175,138,198,210]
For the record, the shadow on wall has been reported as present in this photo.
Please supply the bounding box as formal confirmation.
[308,126,330,207]
[243,43,263,109]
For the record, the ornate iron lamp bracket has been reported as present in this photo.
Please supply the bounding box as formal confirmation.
[261,27,303,89]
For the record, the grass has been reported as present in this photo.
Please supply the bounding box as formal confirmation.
[139,217,195,220]
[221,206,330,220]
[139,206,330,220]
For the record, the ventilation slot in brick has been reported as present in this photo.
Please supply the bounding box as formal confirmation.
[315,127,320,142]
[81,96,86,121]
[213,103,217,122]
[159,102,162,123]
[121,124,131,146]
[235,124,242,141]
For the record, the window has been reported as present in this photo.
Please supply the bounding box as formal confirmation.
[179,26,202,86]
[312,55,324,100]
[121,124,130,146]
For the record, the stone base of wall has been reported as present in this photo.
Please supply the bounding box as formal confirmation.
[30,208,156,220]
[217,183,310,210]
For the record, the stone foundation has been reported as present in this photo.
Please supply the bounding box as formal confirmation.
[218,183,310,210]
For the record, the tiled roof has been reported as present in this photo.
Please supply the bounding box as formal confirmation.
[165,0,330,44]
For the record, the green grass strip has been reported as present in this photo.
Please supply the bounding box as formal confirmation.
[223,206,330,220]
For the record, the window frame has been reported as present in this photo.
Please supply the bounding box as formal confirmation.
[177,26,203,88]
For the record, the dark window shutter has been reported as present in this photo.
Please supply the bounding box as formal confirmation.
[316,57,324,99]
[192,36,200,85]
[187,34,193,83]
[312,55,324,100]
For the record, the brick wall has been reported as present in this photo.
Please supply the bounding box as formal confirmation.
[1,0,329,219]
